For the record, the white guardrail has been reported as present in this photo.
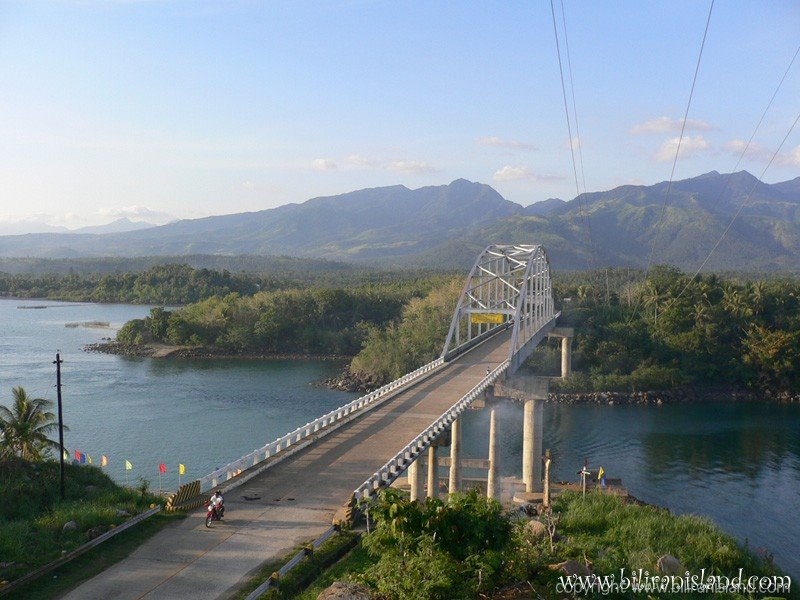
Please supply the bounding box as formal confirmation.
[352,359,510,501]
[198,357,445,492]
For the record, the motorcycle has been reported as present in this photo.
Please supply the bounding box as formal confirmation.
[205,501,224,528]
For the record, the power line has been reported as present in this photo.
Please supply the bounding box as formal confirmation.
[549,0,594,270]
[643,0,714,276]
[665,43,800,308]
[626,0,714,325]
[560,0,588,195]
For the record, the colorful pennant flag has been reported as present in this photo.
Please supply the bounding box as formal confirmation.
[63,448,69,461]
[87,455,93,465]
[125,460,133,471]
[159,463,167,474]
[179,463,186,475]
[597,466,605,480]
[74,449,81,461]
[101,455,108,467]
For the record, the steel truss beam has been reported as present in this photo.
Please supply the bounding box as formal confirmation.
[441,244,559,373]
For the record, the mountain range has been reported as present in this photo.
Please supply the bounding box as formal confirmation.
[0,171,798,271]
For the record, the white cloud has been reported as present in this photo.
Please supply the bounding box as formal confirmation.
[653,136,711,162]
[492,165,565,182]
[97,205,174,223]
[723,139,772,162]
[476,136,538,151]
[631,116,714,135]
[777,145,800,167]
[311,158,338,171]
[387,160,438,174]
[346,154,378,167]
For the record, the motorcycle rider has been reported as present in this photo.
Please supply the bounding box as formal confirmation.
[209,490,225,519]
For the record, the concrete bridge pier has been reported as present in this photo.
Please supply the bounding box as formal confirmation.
[522,398,543,492]
[487,407,499,500]
[547,326,575,379]
[427,445,439,499]
[408,457,425,502]
[449,418,462,495]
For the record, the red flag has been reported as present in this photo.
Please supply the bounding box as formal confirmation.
[159,463,167,474]
[74,449,80,461]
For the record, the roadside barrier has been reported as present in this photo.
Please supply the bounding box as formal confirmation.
[352,360,510,502]
[0,505,162,598]
[165,480,202,511]
[197,357,445,492]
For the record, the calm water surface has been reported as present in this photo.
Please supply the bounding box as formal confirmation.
[0,298,356,484]
[1,297,798,576]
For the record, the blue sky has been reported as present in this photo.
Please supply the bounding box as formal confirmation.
[1,0,799,231]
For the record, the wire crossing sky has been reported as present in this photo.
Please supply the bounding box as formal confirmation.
[0,0,799,232]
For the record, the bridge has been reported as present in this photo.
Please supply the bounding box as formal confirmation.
[64,244,567,600]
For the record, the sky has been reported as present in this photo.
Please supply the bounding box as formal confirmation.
[1,0,799,232]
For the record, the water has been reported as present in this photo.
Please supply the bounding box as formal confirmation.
[0,298,356,485]
[1,297,798,575]
[459,398,800,577]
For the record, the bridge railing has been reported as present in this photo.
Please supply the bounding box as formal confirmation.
[198,357,445,492]
[352,360,510,501]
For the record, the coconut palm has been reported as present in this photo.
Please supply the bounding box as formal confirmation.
[0,387,62,461]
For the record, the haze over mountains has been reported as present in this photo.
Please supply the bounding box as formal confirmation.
[1,171,798,271]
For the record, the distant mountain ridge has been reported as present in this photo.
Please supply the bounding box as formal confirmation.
[0,171,798,271]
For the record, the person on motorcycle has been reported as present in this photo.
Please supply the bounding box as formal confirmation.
[209,490,224,519]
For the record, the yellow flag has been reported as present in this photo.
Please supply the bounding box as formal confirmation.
[101,455,108,467]
[179,463,186,475]
[125,460,133,471]
[598,466,605,480]
[63,449,69,461]
[87,455,93,465]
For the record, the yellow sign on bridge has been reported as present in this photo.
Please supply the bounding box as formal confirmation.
[470,313,505,324]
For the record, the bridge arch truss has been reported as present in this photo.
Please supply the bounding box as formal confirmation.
[441,244,560,374]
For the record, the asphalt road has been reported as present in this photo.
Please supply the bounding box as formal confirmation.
[62,332,511,600]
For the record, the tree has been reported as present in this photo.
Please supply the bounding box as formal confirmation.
[0,387,62,461]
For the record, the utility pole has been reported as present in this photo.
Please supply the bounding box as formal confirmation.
[54,353,65,500]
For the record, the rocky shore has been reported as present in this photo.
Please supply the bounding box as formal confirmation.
[83,341,348,362]
[321,369,386,393]
[546,387,800,404]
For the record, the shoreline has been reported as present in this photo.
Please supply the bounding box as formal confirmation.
[83,342,800,402]
[83,341,350,363]
[546,387,800,404]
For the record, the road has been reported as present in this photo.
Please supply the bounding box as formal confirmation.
[63,332,511,600]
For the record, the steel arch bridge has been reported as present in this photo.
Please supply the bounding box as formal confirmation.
[441,244,560,374]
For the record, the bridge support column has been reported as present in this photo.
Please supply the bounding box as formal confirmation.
[487,407,499,500]
[561,336,572,379]
[449,418,461,495]
[409,457,424,502]
[522,399,543,493]
[427,446,438,499]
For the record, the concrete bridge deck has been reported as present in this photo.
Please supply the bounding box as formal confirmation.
[63,331,512,600]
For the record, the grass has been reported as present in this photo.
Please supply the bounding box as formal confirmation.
[292,542,374,600]
[552,492,779,577]
[230,530,362,600]
[271,492,796,600]
[2,511,184,600]
[0,458,180,598]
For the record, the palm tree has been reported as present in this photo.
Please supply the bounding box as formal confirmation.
[0,387,62,461]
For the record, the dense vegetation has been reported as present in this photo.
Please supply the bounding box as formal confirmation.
[279,489,789,600]
[115,279,446,356]
[349,267,800,394]
[0,264,259,304]
[549,267,800,393]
